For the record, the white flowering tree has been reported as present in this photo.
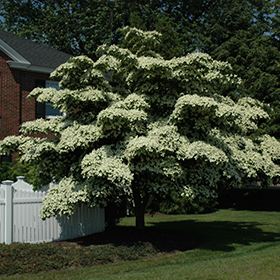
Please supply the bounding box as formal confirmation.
[1,27,280,229]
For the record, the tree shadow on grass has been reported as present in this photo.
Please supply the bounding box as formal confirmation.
[148,219,280,252]
[51,189,280,254]
[53,226,199,253]
[51,217,280,254]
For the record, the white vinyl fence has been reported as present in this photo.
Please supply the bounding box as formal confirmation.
[0,177,105,244]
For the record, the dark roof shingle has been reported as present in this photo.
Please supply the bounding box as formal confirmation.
[0,29,72,69]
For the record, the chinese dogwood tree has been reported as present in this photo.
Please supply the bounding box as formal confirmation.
[1,27,280,229]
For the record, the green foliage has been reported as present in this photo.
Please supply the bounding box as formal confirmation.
[0,0,127,60]
[0,0,164,60]
[127,13,184,59]
[129,12,146,31]
[190,0,280,138]
[0,158,43,187]
[0,0,206,59]
[211,29,280,137]
[155,16,184,59]
[157,192,218,215]
[0,161,12,182]
[154,187,280,215]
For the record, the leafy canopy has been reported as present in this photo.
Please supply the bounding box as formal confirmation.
[1,27,280,228]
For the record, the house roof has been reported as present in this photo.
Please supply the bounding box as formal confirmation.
[0,29,72,73]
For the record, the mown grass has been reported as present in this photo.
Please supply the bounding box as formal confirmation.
[2,188,280,279]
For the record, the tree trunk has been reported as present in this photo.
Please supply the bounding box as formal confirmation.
[135,203,145,229]
[132,184,149,229]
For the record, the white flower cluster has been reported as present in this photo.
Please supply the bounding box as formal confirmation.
[20,140,56,163]
[20,117,64,135]
[97,108,148,136]
[94,54,119,73]
[40,176,90,219]
[28,86,118,117]
[81,147,133,190]
[170,93,269,133]
[125,125,181,159]
[50,55,110,91]
[259,134,280,161]
[51,55,95,80]
[98,44,137,66]
[121,27,162,57]
[208,128,280,180]
[177,140,228,164]
[111,93,150,111]
[123,26,162,41]
[57,123,102,153]
[0,135,33,155]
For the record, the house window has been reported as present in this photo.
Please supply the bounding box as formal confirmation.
[35,80,62,119]
[45,80,61,119]
[1,155,12,163]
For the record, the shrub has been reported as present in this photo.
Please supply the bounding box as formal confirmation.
[148,191,218,215]
[0,158,43,188]
[0,238,160,276]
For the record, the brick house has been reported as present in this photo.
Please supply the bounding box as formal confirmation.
[0,29,71,162]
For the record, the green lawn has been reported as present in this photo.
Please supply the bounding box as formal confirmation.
[4,207,280,280]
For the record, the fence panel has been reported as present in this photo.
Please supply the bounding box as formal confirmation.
[0,177,105,244]
[0,187,5,243]
[13,188,47,243]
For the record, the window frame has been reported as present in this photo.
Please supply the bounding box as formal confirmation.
[35,79,62,119]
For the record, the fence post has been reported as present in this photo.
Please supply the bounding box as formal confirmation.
[3,180,14,244]
[16,176,25,188]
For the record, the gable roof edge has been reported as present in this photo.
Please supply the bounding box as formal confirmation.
[0,38,31,65]
[0,38,56,73]
[6,61,55,74]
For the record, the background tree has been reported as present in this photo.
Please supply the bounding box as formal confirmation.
[0,158,42,186]
[154,16,184,59]
[193,0,280,138]
[1,27,280,229]
[1,1,279,101]
[123,13,184,60]
[0,0,162,60]
[0,0,125,59]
